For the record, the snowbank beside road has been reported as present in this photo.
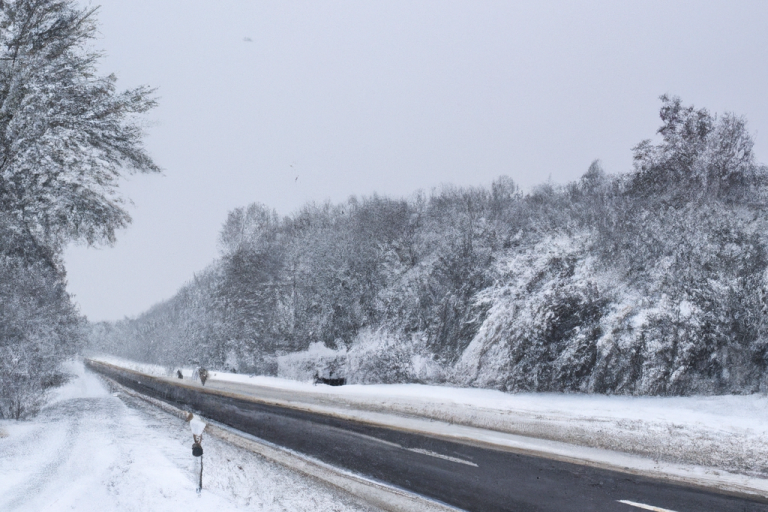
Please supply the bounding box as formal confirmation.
[0,359,376,512]
[221,375,768,481]
[90,354,768,482]
[0,360,232,512]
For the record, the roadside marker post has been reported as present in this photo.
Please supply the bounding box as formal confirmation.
[188,414,207,493]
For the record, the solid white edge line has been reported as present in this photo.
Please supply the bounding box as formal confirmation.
[347,431,404,449]
[618,499,678,512]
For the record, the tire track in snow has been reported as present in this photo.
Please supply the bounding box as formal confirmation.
[1,399,86,511]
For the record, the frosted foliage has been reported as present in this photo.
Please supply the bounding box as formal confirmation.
[456,234,608,392]
[346,329,446,384]
[277,342,347,381]
[91,97,768,396]
[0,1,159,250]
[276,331,446,384]
[458,215,768,394]
[0,255,80,419]
[0,2,157,419]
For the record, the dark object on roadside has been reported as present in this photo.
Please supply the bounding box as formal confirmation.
[176,370,183,379]
[313,371,346,386]
[192,442,203,457]
[199,368,208,386]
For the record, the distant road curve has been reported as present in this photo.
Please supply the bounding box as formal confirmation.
[85,360,768,512]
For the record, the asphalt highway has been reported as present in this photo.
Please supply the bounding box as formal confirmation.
[86,360,768,512]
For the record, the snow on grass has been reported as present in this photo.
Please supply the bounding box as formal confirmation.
[47,359,113,403]
[0,359,377,512]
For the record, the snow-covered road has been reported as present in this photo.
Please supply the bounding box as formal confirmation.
[94,355,768,479]
[87,357,768,511]
[0,361,377,512]
[82,354,768,501]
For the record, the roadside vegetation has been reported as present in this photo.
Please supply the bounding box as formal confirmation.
[0,0,158,419]
[91,96,768,396]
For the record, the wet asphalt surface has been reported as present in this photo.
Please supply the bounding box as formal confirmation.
[87,360,768,512]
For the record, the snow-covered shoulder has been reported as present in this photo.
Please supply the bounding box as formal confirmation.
[0,360,375,512]
[90,355,768,482]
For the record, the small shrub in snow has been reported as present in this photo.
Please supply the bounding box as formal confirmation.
[347,329,447,384]
[277,342,348,381]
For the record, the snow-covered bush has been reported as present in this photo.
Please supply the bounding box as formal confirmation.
[0,256,80,419]
[277,342,348,381]
[274,331,448,385]
[346,329,447,384]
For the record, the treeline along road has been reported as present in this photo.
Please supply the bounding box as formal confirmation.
[91,97,768,400]
[86,360,768,512]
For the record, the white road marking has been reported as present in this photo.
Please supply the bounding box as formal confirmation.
[353,432,478,467]
[406,448,479,467]
[352,432,403,449]
[618,499,679,512]
[350,432,478,467]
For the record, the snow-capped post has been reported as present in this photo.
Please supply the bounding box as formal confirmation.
[193,367,209,386]
[188,415,207,492]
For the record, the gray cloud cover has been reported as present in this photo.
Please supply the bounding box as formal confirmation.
[65,0,768,321]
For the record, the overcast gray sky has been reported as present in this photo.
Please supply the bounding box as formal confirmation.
[64,0,768,322]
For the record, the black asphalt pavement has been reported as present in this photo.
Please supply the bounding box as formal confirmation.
[86,360,768,512]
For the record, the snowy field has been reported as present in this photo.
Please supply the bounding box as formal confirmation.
[92,355,768,481]
[0,360,377,512]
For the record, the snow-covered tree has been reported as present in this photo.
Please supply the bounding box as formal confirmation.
[0,1,158,418]
[0,1,158,258]
[89,97,768,395]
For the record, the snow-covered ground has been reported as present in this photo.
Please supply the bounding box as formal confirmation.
[92,354,768,482]
[0,360,377,512]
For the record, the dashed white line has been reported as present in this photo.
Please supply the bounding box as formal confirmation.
[406,448,479,467]
[350,432,478,467]
[618,499,678,512]
[352,432,403,449]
